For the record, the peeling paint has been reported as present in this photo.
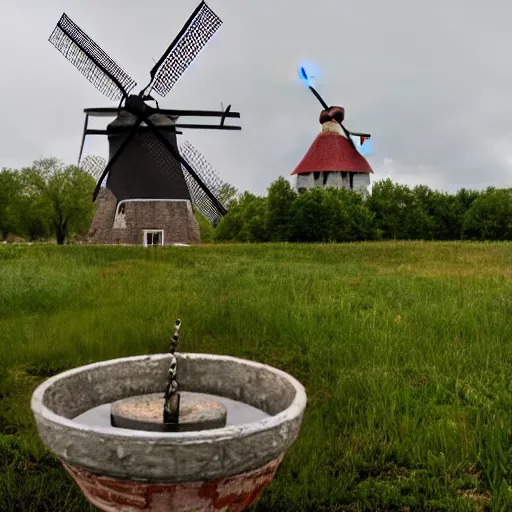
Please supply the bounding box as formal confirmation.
[64,455,283,512]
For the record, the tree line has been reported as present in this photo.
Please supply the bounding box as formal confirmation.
[209,177,512,243]
[2,159,512,244]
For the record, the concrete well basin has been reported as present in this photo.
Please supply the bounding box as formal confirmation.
[31,353,307,511]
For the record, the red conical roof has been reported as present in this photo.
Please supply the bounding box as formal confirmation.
[291,107,373,176]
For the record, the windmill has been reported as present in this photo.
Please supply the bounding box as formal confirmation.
[48,1,241,246]
[291,66,373,195]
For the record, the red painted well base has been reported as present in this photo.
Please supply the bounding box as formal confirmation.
[63,455,283,512]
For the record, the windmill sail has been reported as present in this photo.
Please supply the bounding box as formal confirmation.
[178,141,226,224]
[148,2,222,97]
[49,13,137,100]
[80,154,106,181]
[179,141,223,198]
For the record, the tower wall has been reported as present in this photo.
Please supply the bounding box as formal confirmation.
[352,173,371,197]
[88,188,200,245]
[293,171,368,195]
[296,174,312,190]
[325,172,344,188]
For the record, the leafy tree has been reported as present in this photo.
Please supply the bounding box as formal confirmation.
[0,169,23,240]
[214,205,244,242]
[409,185,438,239]
[425,191,460,240]
[368,179,432,240]
[217,182,239,207]
[289,187,376,243]
[366,179,400,239]
[22,158,96,244]
[238,194,268,242]
[462,187,512,240]
[195,211,215,243]
[452,188,481,237]
[322,187,377,242]
[291,187,332,242]
[17,190,52,241]
[215,192,268,242]
[455,188,482,211]
[266,177,296,241]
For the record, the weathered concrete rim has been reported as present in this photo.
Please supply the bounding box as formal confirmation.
[31,353,306,440]
[31,353,307,482]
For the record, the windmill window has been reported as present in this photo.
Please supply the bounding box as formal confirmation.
[349,173,354,189]
[143,230,164,247]
[118,204,126,215]
[323,172,329,185]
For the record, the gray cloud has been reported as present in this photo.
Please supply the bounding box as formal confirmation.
[2,0,512,195]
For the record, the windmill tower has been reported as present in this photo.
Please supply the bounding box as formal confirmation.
[291,67,373,196]
[49,2,241,246]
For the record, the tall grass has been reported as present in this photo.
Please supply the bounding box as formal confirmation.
[1,242,512,511]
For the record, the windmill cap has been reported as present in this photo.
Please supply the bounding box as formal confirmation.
[320,106,345,125]
[291,105,373,176]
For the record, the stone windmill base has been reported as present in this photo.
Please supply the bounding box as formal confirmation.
[88,189,200,246]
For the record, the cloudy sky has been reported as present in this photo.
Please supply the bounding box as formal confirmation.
[2,0,512,195]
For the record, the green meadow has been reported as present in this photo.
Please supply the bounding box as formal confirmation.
[1,242,512,511]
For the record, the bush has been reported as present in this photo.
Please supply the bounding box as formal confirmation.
[462,187,512,240]
[212,176,512,243]
[214,192,269,242]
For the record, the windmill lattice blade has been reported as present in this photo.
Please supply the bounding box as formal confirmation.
[178,140,223,199]
[49,13,137,100]
[149,2,222,98]
[136,132,225,226]
[80,155,107,181]
[182,171,224,226]
[183,171,225,226]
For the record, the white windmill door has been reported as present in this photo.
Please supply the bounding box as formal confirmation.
[143,230,164,247]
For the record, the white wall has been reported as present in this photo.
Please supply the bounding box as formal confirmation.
[292,172,370,196]
[352,173,371,197]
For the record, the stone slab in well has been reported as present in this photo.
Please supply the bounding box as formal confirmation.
[110,391,227,432]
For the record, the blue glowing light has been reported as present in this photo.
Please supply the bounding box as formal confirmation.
[298,66,311,87]
[351,136,373,157]
[297,61,321,88]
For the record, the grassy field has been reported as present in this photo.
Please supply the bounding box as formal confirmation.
[1,242,512,511]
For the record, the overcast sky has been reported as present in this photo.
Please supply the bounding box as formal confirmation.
[2,0,512,195]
